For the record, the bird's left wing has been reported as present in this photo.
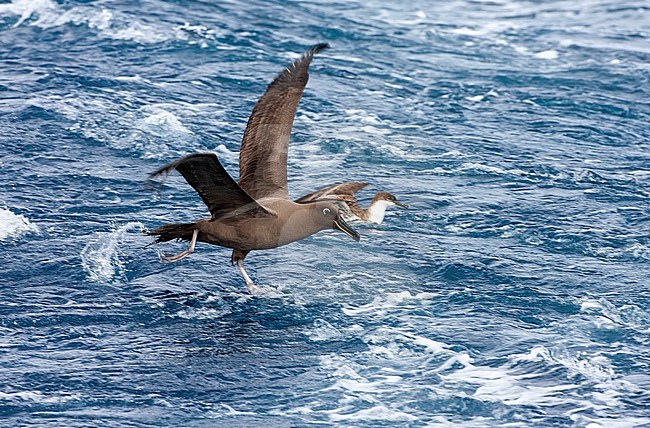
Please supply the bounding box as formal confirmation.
[149,153,274,221]
[294,181,369,204]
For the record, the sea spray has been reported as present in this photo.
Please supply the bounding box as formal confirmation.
[0,208,39,241]
[80,222,145,283]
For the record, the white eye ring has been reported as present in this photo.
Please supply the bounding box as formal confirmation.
[322,208,331,215]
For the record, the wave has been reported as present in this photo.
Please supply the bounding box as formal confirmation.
[329,405,418,422]
[0,0,171,43]
[311,287,650,424]
[174,307,231,320]
[579,297,650,333]
[590,242,650,262]
[421,162,645,194]
[0,390,80,404]
[30,95,200,160]
[341,290,440,316]
[129,106,197,158]
[136,108,194,138]
[1,0,237,47]
[0,208,39,241]
[0,0,55,27]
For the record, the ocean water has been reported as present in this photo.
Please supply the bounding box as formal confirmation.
[1,0,649,426]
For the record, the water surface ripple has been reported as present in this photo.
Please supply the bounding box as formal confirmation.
[1,0,649,426]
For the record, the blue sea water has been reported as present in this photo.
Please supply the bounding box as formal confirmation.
[1,0,649,426]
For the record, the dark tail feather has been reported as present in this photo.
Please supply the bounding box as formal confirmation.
[145,222,196,244]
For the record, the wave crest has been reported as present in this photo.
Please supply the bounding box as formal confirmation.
[0,208,39,241]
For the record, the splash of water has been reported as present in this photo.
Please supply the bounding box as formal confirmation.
[80,222,145,283]
[0,208,39,241]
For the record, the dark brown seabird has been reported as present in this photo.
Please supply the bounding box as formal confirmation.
[146,43,360,292]
[296,182,408,224]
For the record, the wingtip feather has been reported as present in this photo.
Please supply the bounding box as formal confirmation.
[310,42,330,55]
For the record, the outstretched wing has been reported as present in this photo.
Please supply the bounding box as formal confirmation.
[295,181,369,204]
[238,43,329,200]
[149,153,274,221]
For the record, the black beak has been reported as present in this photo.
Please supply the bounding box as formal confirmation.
[395,199,409,209]
[333,215,360,242]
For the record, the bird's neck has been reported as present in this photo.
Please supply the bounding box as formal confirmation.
[277,203,328,245]
[364,200,391,224]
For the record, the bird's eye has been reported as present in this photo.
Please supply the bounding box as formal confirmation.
[322,208,331,216]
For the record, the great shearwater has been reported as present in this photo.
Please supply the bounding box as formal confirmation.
[146,43,360,292]
[296,182,408,224]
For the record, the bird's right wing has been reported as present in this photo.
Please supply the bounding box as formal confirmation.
[148,153,275,221]
[294,181,369,204]
[238,43,329,201]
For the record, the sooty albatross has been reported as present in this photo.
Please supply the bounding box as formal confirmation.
[296,182,408,224]
[146,43,360,292]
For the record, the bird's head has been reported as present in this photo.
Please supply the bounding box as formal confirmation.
[311,201,360,241]
[372,192,409,209]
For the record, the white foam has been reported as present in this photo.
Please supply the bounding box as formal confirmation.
[592,243,650,261]
[137,109,193,138]
[577,298,650,332]
[5,1,174,44]
[435,150,466,158]
[174,22,221,48]
[580,299,604,312]
[305,319,363,342]
[410,335,449,354]
[209,404,257,417]
[114,75,146,83]
[214,144,239,163]
[109,21,169,44]
[511,44,560,60]
[121,105,199,159]
[305,319,344,342]
[329,405,417,422]
[342,291,435,316]
[458,162,527,176]
[375,9,428,26]
[319,297,648,424]
[345,109,382,125]
[513,45,531,55]
[515,345,615,383]
[175,307,230,320]
[574,416,650,428]
[329,54,364,63]
[384,82,404,89]
[0,208,39,241]
[0,390,79,404]
[360,125,391,136]
[0,0,55,27]
[441,352,577,407]
[451,27,488,37]
[466,89,498,102]
[534,49,559,60]
[450,22,514,37]
[332,374,402,393]
[80,222,144,283]
[38,96,204,160]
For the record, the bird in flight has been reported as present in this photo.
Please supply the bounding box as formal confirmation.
[146,43,360,292]
[296,182,408,224]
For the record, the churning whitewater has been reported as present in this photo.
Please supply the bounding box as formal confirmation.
[1,0,648,426]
